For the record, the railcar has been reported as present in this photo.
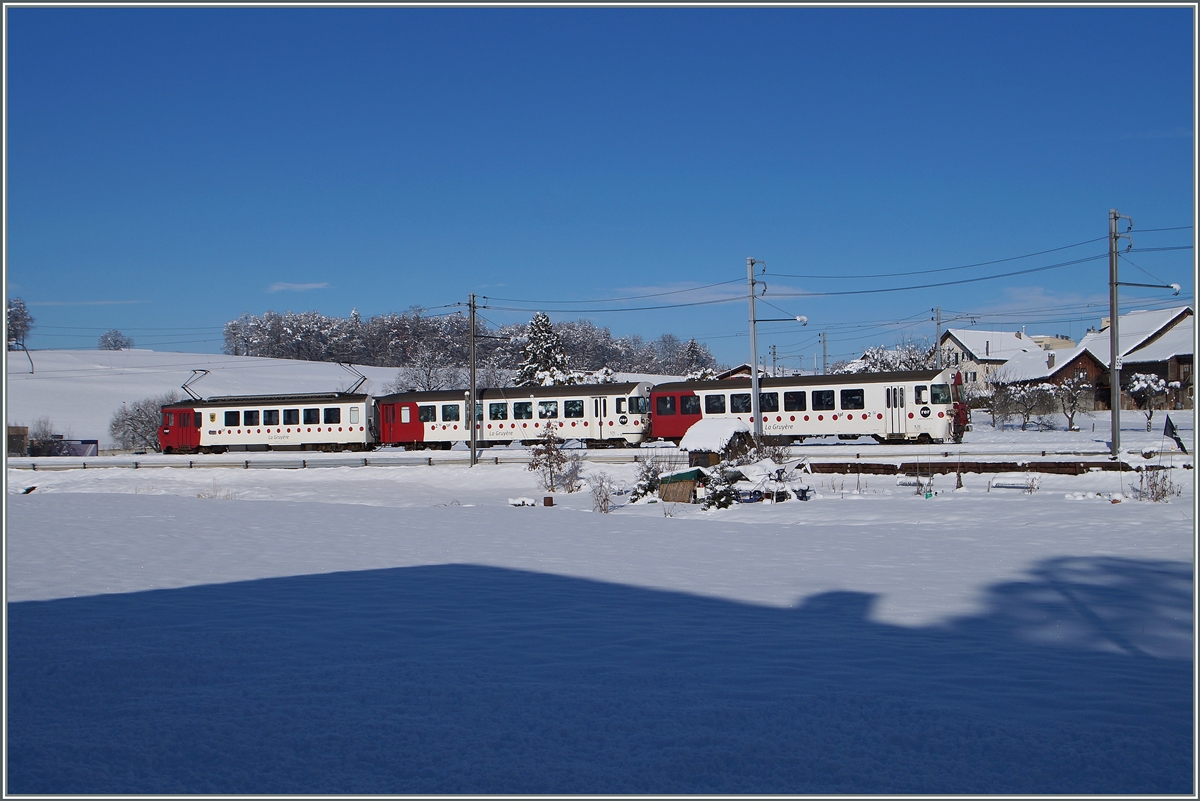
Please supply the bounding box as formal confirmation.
[375,382,653,449]
[648,369,969,445]
[159,392,375,454]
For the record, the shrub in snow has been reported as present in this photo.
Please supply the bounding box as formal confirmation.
[560,452,585,493]
[109,392,178,453]
[629,455,667,502]
[590,471,616,513]
[1127,373,1168,432]
[26,416,73,457]
[700,461,740,510]
[1131,467,1181,503]
[7,297,33,350]
[1050,372,1092,431]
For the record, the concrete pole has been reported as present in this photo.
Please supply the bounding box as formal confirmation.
[469,293,478,467]
[1108,210,1121,460]
[747,258,762,439]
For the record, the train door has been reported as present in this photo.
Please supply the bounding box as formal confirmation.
[886,386,907,438]
[593,396,608,441]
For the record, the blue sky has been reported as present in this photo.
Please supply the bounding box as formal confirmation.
[6,7,1194,368]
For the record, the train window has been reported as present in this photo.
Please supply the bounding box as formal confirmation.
[513,402,533,420]
[760,392,779,413]
[475,402,483,421]
[324,408,341,424]
[705,394,726,414]
[730,394,751,413]
[680,395,701,415]
[488,403,507,421]
[418,405,436,423]
[931,384,952,404]
[812,390,835,411]
[224,411,240,427]
[400,406,410,424]
[244,410,260,426]
[564,400,584,418]
[914,385,928,404]
[615,397,626,414]
[284,409,300,426]
[629,396,649,414]
[656,395,676,416]
[263,410,280,426]
[840,389,865,410]
[784,391,806,411]
[443,404,462,421]
[303,408,320,425]
[538,401,559,419]
[349,407,360,424]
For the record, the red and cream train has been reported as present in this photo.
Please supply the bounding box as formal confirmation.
[158,369,969,454]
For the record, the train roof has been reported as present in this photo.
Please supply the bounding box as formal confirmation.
[651,369,950,393]
[376,382,649,404]
[167,392,371,408]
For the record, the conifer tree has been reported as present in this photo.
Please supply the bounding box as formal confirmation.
[516,312,571,386]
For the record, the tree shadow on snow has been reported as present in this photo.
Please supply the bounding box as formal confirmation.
[7,556,1192,794]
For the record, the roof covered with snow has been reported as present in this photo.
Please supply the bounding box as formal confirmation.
[677,417,750,452]
[1078,306,1193,364]
[942,329,1040,362]
[1122,313,1194,364]
[992,346,1091,383]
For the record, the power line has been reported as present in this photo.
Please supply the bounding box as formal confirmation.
[481,278,744,305]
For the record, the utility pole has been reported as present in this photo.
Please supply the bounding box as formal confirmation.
[469,293,477,467]
[1108,209,1133,460]
[821,332,828,375]
[771,344,777,377]
[933,307,943,369]
[747,257,763,439]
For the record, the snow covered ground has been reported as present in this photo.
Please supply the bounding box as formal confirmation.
[5,350,1196,793]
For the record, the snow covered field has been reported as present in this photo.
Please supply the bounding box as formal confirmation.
[5,350,1196,793]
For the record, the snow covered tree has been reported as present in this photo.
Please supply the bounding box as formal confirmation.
[516,312,571,386]
[7,297,33,350]
[832,338,934,374]
[1051,372,1093,431]
[98,329,134,350]
[1005,383,1055,431]
[1127,373,1168,432]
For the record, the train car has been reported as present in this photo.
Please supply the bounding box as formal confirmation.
[159,392,375,454]
[376,381,653,449]
[649,369,969,445]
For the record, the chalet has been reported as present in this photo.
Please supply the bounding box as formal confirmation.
[1075,306,1193,410]
[938,329,1041,388]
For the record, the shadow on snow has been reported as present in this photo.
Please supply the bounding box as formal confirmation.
[7,556,1193,794]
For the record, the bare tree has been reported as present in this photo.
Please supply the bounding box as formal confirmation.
[527,424,569,492]
[109,392,179,452]
[1006,383,1055,431]
[27,416,73,457]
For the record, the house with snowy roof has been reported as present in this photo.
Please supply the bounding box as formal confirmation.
[937,328,1042,388]
[1075,306,1193,410]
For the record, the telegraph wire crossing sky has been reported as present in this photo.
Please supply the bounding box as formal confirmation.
[5,6,1194,367]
